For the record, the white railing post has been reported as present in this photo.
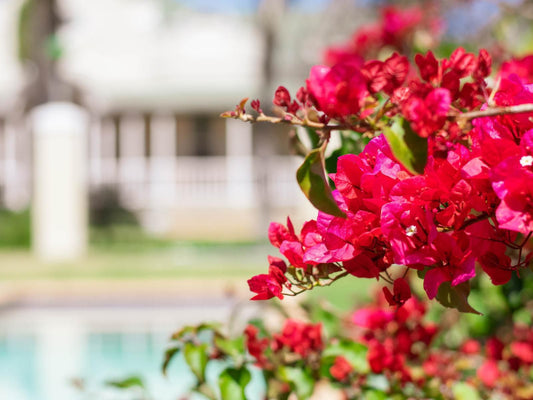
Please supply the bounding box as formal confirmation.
[31,102,89,262]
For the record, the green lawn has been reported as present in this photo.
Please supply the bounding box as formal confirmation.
[0,242,270,280]
[306,275,374,311]
[0,236,373,309]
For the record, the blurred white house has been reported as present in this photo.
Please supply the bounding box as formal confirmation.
[0,0,330,240]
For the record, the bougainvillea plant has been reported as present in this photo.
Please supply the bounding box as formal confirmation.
[159,289,533,400]
[149,5,533,400]
[222,5,533,314]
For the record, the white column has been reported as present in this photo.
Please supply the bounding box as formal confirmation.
[225,118,253,207]
[31,102,89,262]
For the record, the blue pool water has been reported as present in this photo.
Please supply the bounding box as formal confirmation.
[0,300,265,400]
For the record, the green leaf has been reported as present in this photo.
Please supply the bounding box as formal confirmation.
[436,281,481,315]
[106,376,145,389]
[452,382,481,400]
[183,342,209,383]
[170,323,221,340]
[279,366,315,400]
[514,308,533,325]
[170,325,196,340]
[305,127,321,149]
[162,346,180,376]
[296,148,346,218]
[325,130,364,175]
[322,340,369,374]
[218,367,252,400]
[214,335,244,360]
[383,116,428,175]
[364,389,387,400]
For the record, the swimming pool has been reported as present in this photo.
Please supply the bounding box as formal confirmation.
[0,297,264,400]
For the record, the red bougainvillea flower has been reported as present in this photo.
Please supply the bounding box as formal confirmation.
[244,325,270,368]
[460,339,481,355]
[383,277,411,306]
[273,320,323,358]
[306,62,370,120]
[367,339,410,381]
[268,217,298,248]
[272,86,300,114]
[478,359,500,388]
[491,130,533,234]
[492,76,533,133]
[324,4,441,60]
[499,54,533,84]
[247,256,288,300]
[423,233,476,299]
[330,356,353,381]
[486,337,505,361]
[510,341,533,364]
[268,217,314,268]
[415,51,439,83]
[466,220,513,286]
[361,53,410,95]
[381,200,438,267]
[402,87,451,138]
[352,307,394,330]
[324,46,364,67]
[381,5,422,48]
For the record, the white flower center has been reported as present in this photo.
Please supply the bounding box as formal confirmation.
[520,155,533,167]
[405,225,418,237]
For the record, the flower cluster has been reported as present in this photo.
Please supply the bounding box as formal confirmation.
[352,293,438,383]
[273,45,491,136]
[165,285,533,399]
[324,5,442,64]
[245,319,323,370]
[245,24,533,311]
[423,325,533,398]
[351,292,533,399]
[238,292,533,399]
[250,102,532,303]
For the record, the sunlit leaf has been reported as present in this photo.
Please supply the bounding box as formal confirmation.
[364,389,387,400]
[305,127,320,149]
[296,148,346,218]
[162,346,180,376]
[279,366,314,400]
[383,116,427,175]
[436,281,481,315]
[452,382,481,400]
[218,367,251,400]
[183,342,208,383]
[106,376,145,389]
[214,335,244,360]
